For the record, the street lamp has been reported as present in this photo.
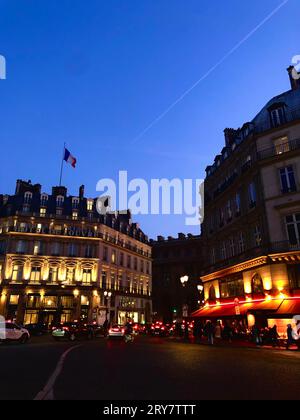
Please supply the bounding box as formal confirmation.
[197,284,204,307]
[180,275,189,287]
[104,291,112,322]
[180,276,189,339]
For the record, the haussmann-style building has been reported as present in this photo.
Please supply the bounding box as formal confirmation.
[0,180,152,327]
[193,66,300,336]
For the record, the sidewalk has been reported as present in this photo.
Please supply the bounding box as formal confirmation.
[169,335,300,352]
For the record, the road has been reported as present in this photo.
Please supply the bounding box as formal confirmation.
[0,335,300,400]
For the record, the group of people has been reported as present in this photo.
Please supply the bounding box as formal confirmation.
[191,319,300,350]
[193,320,238,345]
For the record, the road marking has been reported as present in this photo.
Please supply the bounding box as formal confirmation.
[34,345,82,400]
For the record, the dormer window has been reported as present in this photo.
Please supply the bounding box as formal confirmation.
[87,199,93,212]
[56,195,64,208]
[24,192,33,204]
[270,106,286,127]
[72,197,79,209]
[41,194,48,207]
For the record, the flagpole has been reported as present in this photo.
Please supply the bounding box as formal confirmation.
[59,142,66,186]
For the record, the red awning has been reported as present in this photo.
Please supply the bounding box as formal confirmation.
[276,299,300,316]
[192,299,283,319]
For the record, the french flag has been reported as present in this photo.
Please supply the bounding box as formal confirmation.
[64,148,77,168]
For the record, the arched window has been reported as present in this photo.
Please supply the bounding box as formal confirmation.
[209,285,216,301]
[252,273,264,295]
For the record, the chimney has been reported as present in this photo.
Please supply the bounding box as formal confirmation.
[287,66,300,90]
[79,185,85,199]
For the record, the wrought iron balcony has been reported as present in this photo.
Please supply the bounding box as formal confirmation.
[257,138,300,160]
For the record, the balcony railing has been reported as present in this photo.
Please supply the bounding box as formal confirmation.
[257,138,300,161]
[205,241,300,274]
[3,226,151,258]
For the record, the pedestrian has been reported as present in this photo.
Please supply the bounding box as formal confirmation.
[252,324,262,346]
[286,324,295,350]
[270,325,280,347]
[223,324,233,343]
[204,321,215,345]
[215,322,222,341]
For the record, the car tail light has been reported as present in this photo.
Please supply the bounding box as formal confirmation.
[63,327,69,331]
[122,329,125,334]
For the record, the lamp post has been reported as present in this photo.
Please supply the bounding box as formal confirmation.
[104,291,112,322]
[197,284,204,307]
[180,275,189,340]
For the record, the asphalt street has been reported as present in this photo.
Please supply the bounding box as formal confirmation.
[0,335,300,400]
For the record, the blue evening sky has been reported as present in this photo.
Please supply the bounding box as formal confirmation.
[0,0,298,239]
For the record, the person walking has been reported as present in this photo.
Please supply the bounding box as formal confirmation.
[204,321,215,345]
[252,324,262,346]
[270,325,280,347]
[286,324,295,350]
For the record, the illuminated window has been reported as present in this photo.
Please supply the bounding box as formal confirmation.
[274,136,289,155]
[72,211,78,220]
[220,278,244,298]
[87,200,93,211]
[33,241,43,256]
[40,208,46,217]
[9,295,19,305]
[82,269,92,284]
[252,274,264,295]
[66,268,74,284]
[48,267,58,283]
[111,250,116,264]
[30,267,41,283]
[12,266,23,281]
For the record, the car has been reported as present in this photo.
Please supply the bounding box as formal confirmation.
[0,322,30,344]
[88,323,106,338]
[52,322,95,341]
[108,325,125,339]
[25,323,48,336]
[151,322,169,337]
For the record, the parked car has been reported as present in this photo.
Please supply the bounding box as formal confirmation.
[25,323,48,336]
[107,325,125,339]
[52,322,95,341]
[0,322,30,344]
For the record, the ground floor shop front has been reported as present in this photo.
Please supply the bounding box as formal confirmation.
[192,297,300,338]
[0,285,152,327]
